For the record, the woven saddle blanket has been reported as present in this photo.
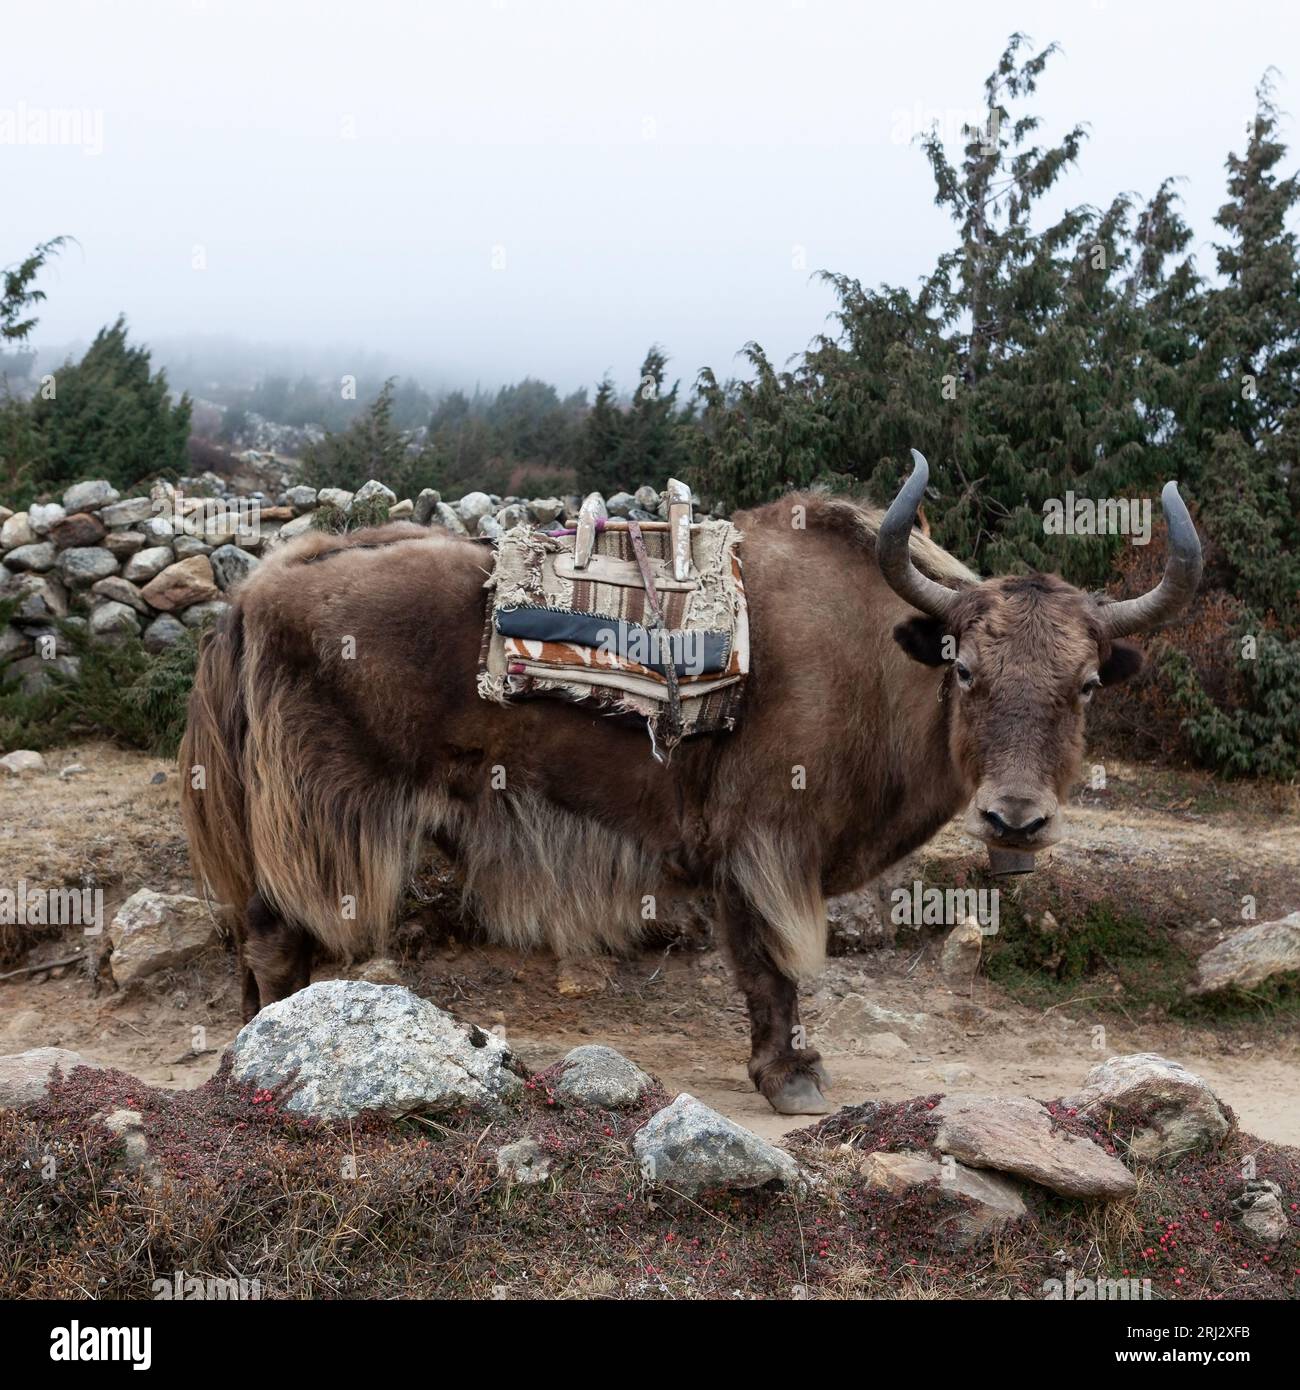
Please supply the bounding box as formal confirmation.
[477,517,750,756]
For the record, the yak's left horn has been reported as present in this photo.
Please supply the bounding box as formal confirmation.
[877,450,961,621]
[1098,482,1203,638]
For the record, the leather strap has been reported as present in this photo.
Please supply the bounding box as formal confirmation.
[627,518,683,752]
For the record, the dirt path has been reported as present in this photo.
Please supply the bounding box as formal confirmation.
[2,743,1297,1144]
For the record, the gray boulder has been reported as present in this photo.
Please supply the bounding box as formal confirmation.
[100,497,154,528]
[90,576,150,614]
[108,889,219,989]
[317,487,355,511]
[1059,1053,1232,1160]
[104,530,146,559]
[0,1048,100,1108]
[209,543,260,592]
[860,1149,1027,1246]
[4,654,80,694]
[142,614,189,652]
[633,485,660,511]
[27,502,66,535]
[606,491,637,518]
[281,485,319,513]
[412,488,442,525]
[62,480,120,513]
[633,1093,804,1195]
[5,542,57,573]
[140,515,174,544]
[352,479,397,509]
[59,547,119,587]
[1232,1179,1289,1246]
[172,535,212,560]
[556,1045,653,1108]
[456,491,494,527]
[89,600,141,641]
[181,599,229,628]
[122,545,175,583]
[528,497,564,525]
[4,573,68,622]
[229,980,522,1119]
[496,1137,551,1185]
[934,1094,1136,1198]
[0,749,47,776]
[433,502,468,536]
[1188,912,1300,996]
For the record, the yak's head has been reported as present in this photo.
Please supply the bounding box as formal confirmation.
[882,452,1202,857]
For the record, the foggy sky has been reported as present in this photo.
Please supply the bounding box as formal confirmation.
[4,0,1297,397]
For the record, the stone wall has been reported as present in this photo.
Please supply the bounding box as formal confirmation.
[0,475,681,692]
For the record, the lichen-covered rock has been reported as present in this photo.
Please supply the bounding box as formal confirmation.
[496,1137,551,1185]
[433,502,468,535]
[281,485,318,512]
[142,614,188,652]
[107,889,219,989]
[3,654,80,694]
[318,487,355,512]
[352,479,397,509]
[0,1048,99,1108]
[1059,1053,1232,1160]
[556,1045,652,1108]
[181,599,229,628]
[1188,913,1300,996]
[934,1094,1136,1199]
[5,541,57,573]
[229,981,522,1119]
[0,749,46,777]
[89,600,141,641]
[62,479,119,513]
[1232,1179,1288,1246]
[633,1093,805,1195]
[4,573,68,622]
[57,546,119,586]
[90,575,151,614]
[209,543,259,592]
[122,546,174,586]
[100,497,154,528]
[859,1148,1027,1246]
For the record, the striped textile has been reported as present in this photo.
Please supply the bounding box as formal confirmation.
[477,517,749,755]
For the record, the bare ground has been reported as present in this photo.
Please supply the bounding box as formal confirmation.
[2,743,1298,1144]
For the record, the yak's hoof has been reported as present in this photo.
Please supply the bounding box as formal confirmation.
[768,1072,832,1116]
[810,1058,833,1090]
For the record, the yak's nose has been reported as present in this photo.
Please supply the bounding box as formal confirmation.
[980,796,1051,839]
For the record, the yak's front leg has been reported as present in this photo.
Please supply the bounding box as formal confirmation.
[717,891,832,1115]
[242,891,315,1021]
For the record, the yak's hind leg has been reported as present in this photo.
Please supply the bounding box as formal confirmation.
[241,891,315,1021]
[717,891,831,1115]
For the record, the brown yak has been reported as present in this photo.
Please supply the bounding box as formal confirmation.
[180,453,1202,1114]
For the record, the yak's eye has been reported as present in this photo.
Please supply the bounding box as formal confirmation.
[1081,675,1101,700]
[954,661,973,686]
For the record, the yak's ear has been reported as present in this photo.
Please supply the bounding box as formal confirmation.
[1100,640,1144,686]
[893,616,949,667]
